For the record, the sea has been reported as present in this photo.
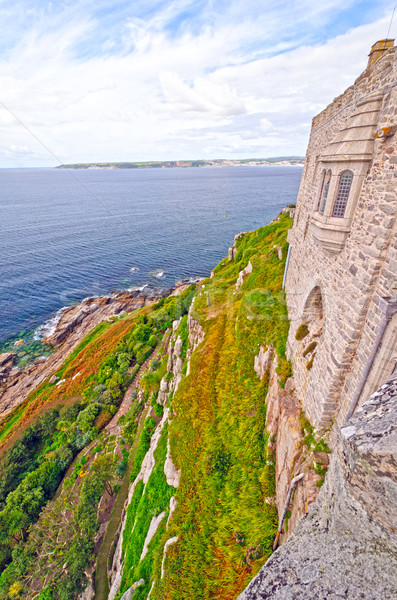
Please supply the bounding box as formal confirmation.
[0,166,302,343]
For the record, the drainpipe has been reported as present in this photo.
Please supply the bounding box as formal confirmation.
[344,297,397,423]
[272,473,304,551]
[282,245,292,290]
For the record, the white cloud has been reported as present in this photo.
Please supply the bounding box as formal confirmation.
[0,1,395,166]
[159,71,246,116]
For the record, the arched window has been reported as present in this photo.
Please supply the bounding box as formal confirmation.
[319,170,331,214]
[332,170,353,218]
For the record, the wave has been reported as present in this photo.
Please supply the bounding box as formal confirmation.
[150,269,166,279]
[127,284,149,292]
[33,308,67,340]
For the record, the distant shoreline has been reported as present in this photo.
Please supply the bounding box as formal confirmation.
[56,157,304,170]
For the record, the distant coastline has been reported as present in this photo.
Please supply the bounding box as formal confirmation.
[56,157,304,169]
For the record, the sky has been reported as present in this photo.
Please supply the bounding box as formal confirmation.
[0,0,396,167]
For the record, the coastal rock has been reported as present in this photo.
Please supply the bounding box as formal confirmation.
[228,247,237,262]
[167,496,177,528]
[187,301,205,350]
[167,346,173,373]
[273,245,283,259]
[264,357,319,544]
[174,357,183,376]
[158,377,169,405]
[0,354,14,381]
[140,513,166,561]
[172,319,181,332]
[0,288,176,419]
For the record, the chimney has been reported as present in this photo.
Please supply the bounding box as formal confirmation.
[367,39,395,68]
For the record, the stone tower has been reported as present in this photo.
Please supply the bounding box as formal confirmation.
[284,40,397,429]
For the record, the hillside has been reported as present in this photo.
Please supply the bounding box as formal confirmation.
[0,211,295,599]
[56,158,304,169]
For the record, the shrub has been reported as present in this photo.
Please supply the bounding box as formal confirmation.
[115,460,128,479]
[303,341,317,357]
[295,324,309,340]
[153,403,164,418]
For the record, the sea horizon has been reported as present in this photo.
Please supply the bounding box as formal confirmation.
[0,166,302,346]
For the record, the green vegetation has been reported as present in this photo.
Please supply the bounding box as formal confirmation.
[300,413,331,454]
[295,324,309,340]
[0,212,294,599]
[0,286,197,598]
[303,341,317,357]
[115,212,293,600]
[115,425,173,600]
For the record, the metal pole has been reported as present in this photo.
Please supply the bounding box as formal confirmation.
[272,473,304,551]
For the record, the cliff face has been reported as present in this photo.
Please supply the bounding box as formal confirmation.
[238,372,397,600]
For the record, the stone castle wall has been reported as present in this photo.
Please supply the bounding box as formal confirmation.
[285,42,397,430]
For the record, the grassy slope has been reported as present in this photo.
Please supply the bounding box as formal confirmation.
[0,290,195,599]
[117,213,292,600]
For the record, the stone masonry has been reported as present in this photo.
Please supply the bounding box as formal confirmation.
[285,40,397,429]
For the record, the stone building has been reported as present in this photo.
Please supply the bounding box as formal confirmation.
[284,39,397,429]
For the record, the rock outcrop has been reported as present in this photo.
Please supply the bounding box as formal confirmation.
[238,372,397,600]
[0,288,170,419]
[0,353,14,383]
[264,359,321,542]
[235,260,253,291]
[254,346,273,379]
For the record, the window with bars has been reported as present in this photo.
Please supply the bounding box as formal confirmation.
[332,171,353,217]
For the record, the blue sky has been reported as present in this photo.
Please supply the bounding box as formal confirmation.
[0,0,395,166]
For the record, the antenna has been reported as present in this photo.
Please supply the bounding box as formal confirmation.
[386,4,396,40]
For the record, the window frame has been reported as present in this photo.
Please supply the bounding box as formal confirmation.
[332,170,353,218]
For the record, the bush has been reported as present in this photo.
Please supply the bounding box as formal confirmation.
[115,460,128,479]
[303,341,317,357]
[153,403,164,418]
[295,324,309,340]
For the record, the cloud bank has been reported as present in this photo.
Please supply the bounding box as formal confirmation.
[0,0,395,166]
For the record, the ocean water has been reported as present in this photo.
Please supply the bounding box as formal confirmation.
[0,166,302,342]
